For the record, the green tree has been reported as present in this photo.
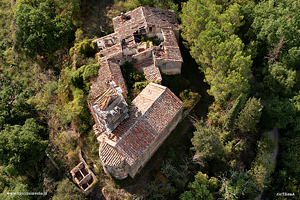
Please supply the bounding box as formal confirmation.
[69,39,98,57]
[220,170,258,199]
[0,72,31,130]
[0,118,48,176]
[262,96,296,129]
[180,172,218,200]
[68,64,100,89]
[245,0,300,53]
[191,125,222,160]
[0,179,31,200]
[263,62,296,97]
[238,97,263,133]
[52,178,84,200]
[280,130,300,182]
[181,0,251,102]
[250,133,276,189]
[223,93,245,130]
[15,0,73,57]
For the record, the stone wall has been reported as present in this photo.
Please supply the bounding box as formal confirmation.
[71,151,98,196]
[122,46,137,56]
[128,106,183,178]
[132,48,153,62]
[103,160,129,179]
[156,60,182,75]
[146,26,162,39]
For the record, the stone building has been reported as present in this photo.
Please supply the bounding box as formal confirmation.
[88,6,184,179]
[96,83,183,179]
[92,6,183,83]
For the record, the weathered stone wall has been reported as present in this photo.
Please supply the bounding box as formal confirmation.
[104,160,129,179]
[128,106,183,178]
[158,61,182,75]
[123,46,137,56]
[147,26,162,39]
[132,48,152,62]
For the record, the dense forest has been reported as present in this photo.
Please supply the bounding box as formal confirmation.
[0,0,299,199]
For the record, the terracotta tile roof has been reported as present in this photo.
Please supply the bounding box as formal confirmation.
[153,29,183,62]
[112,6,179,40]
[99,142,124,166]
[100,83,183,166]
[155,46,183,62]
[113,7,146,40]
[98,44,122,60]
[162,29,178,47]
[143,64,162,82]
[133,58,153,72]
[90,59,127,101]
[142,7,179,30]
[133,58,162,82]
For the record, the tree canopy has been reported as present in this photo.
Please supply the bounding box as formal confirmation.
[180,0,252,102]
[15,0,73,57]
[180,172,218,200]
[0,118,48,176]
[191,125,222,160]
[238,97,263,133]
[0,72,31,130]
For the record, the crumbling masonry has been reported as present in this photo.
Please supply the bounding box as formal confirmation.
[88,6,183,179]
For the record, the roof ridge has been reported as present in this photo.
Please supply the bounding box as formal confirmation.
[140,6,148,26]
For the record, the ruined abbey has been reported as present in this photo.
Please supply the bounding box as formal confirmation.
[88,6,184,179]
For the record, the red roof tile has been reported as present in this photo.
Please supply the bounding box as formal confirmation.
[133,58,162,82]
[100,83,183,166]
[90,59,127,101]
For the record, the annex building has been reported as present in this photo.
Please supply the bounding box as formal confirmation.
[88,6,183,179]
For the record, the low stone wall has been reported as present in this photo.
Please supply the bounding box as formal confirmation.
[181,99,201,121]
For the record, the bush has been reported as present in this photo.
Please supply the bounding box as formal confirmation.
[69,39,98,57]
[180,89,201,113]
[68,64,100,89]
[120,61,145,90]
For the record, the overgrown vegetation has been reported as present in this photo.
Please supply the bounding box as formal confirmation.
[1,0,300,199]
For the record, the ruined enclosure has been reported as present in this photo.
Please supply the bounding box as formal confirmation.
[70,162,97,195]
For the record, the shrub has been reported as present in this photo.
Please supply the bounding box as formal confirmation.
[120,61,145,90]
[68,64,100,89]
[69,39,98,57]
[180,89,201,113]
